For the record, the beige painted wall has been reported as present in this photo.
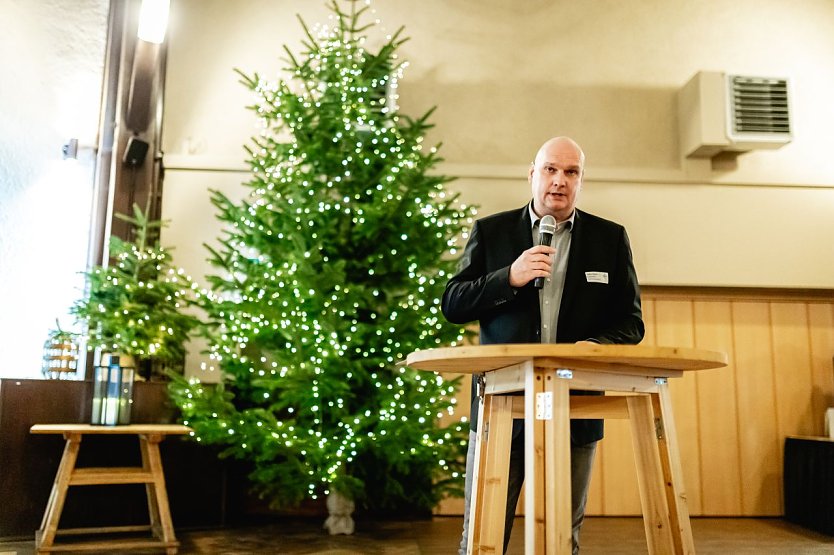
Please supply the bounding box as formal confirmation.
[161,0,834,295]
[160,0,834,384]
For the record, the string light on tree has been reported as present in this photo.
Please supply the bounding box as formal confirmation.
[168,0,476,514]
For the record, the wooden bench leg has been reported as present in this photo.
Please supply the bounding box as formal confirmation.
[471,394,514,554]
[653,385,696,554]
[37,432,82,553]
[140,434,179,554]
[627,395,676,555]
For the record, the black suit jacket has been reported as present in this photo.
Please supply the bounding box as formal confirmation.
[441,204,644,444]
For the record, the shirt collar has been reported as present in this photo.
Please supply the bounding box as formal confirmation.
[528,202,575,232]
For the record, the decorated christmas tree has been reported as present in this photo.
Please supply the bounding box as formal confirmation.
[72,204,201,378]
[168,0,476,515]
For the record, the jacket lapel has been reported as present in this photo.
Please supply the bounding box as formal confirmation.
[516,205,534,251]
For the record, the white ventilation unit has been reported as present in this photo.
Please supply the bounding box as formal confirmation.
[678,71,791,158]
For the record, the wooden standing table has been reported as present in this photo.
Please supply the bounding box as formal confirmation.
[407,344,727,555]
[30,423,192,554]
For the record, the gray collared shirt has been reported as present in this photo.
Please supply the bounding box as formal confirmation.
[529,205,574,344]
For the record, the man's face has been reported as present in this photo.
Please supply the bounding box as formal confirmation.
[528,139,584,222]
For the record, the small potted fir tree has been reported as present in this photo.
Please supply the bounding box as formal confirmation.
[72,204,202,381]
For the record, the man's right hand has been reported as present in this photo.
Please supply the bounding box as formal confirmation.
[508,245,556,287]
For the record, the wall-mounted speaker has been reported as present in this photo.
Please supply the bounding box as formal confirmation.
[123,136,149,166]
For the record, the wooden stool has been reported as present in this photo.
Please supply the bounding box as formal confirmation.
[30,424,192,554]
[407,344,727,554]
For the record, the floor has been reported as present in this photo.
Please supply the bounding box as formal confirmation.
[2,516,833,554]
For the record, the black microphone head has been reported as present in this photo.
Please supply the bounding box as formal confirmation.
[534,215,557,288]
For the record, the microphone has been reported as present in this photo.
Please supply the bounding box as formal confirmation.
[533,215,557,289]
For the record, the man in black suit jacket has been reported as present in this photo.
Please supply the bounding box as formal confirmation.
[442,137,644,554]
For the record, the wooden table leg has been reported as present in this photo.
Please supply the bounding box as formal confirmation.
[37,432,82,552]
[525,366,546,554]
[467,391,487,555]
[472,395,514,553]
[627,394,676,554]
[140,433,179,555]
[544,369,572,555]
[525,367,571,555]
[653,384,696,554]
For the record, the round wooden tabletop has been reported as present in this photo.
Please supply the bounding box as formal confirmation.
[406,343,728,375]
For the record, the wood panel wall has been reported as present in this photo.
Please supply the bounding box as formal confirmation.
[436,287,834,517]
[591,288,834,516]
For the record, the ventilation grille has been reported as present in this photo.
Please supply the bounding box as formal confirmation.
[729,76,790,136]
[678,71,791,158]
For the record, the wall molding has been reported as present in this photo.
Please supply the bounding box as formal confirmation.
[643,285,834,303]
[164,155,834,189]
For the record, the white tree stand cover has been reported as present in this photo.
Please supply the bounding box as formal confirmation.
[323,490,355,535]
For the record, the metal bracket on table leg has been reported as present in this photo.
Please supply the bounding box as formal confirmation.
[476,373,486,399]
[653,378,668,439]
[536,392,553,420]
[655,417,665,439]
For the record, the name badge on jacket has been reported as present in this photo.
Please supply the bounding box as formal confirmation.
[585,271,609,284]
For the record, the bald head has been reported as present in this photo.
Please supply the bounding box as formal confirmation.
[533,137,585,170]
[528,136,585,221]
